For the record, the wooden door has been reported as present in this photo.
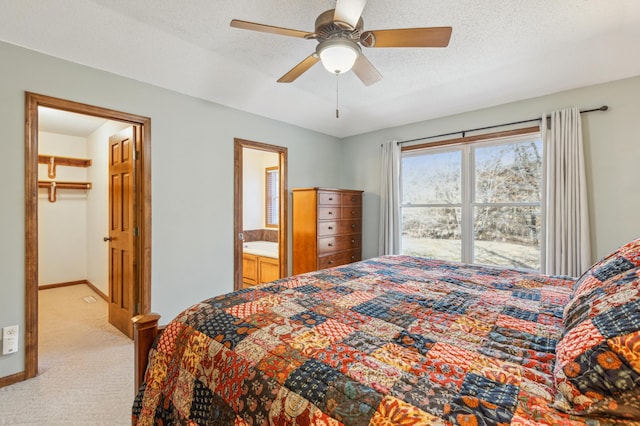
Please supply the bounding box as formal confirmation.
[108,127,137,338]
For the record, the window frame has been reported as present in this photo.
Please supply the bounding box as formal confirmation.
[400,130,544,270]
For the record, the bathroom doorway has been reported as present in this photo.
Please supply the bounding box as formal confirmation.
[233,139,288,290]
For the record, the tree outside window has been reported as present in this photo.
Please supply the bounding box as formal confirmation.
[401,134,543,270]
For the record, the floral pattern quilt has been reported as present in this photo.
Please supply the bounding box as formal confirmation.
[132,255,631,425]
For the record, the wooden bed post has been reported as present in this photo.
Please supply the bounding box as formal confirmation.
[132,313,161,392]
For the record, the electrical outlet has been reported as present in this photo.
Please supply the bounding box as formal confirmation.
[2,325,19,355]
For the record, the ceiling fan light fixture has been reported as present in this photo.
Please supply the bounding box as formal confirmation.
[317,39,360,74]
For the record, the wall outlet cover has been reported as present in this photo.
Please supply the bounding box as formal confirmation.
[2,325,19,355]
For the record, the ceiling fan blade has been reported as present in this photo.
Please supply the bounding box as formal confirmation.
[277,54,320,83]
[360,27,452,48]
[333,0,368,29]
[352,54,382,86]
[230,19,310,38]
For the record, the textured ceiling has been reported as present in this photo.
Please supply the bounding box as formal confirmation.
[3,0,640,138]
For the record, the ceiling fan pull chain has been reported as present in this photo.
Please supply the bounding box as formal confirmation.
[335,72,340,119]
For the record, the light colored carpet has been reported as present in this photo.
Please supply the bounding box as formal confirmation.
[0,285,134,425]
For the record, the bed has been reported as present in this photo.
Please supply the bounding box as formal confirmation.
[132,238,640,425]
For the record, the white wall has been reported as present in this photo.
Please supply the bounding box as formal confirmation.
[243,149,263,230]
[86,121,131,295]
[38,132,89,285]
[340,75,640,263]
[0,40,342,378]
[242,148,278,230]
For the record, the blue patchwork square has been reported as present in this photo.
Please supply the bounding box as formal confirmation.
[198,312,255,349]
[592,256,635,282]
[570,344,640,395]
[460,373,519,412]
[502,306,538,322]
[394,330,434,355]
[352,300,389,319]
[390,374,454,416]
[512,290,541,301]
[296,285,322,294]
[489,327,556,352]
[331,285,354,295]
[592,299,640,338]
[432,291,474,315]
[284,359,340,406]
[189,379,236,424]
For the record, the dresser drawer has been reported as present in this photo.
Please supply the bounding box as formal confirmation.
[318,249,361,269]
[318,206,341,220]
[318,234,362,255]
[341,193,362,205]
[318,219,361,236]
[318,191,341,205]
[318,221,338,236]
[342,206,361,219]
[337,219,361,234]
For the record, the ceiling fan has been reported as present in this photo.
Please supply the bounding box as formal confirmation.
[230,0,452,86]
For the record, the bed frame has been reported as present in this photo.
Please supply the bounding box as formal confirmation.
[132,313,163,391]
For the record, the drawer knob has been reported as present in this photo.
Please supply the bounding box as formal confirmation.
[328,243,333,247]
[328,226,333,230]
[351,197,356,201]
[328,197,333,201]
[351,239,355,243]
[351,256,355,260]
[328,211,333,215]
[328,260,334,265]
[351,210,356,214]
[351,224,356,228]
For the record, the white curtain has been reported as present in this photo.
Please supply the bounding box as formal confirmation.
[379,141,401,255]
[543,107,591,276]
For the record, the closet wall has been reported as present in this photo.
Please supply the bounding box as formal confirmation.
[38,132,90,286]
[38,121,128,295]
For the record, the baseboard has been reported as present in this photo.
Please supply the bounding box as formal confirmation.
[84,280,108,302]
[39,280,108,302]
[0,370,26,388]
[39,280,87,290]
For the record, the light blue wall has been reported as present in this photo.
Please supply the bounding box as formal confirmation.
[3,37,639,381]
[340,75,640,263]
[0,41,342,378]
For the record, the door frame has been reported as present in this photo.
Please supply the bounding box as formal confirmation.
[234,138,288,290]
[24,92,152,379]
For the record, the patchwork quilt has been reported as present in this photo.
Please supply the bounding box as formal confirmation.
[132,254,640,425]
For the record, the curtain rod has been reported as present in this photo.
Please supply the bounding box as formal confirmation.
[398,105,608,145]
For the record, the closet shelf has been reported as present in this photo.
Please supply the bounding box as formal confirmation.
[38,154,92,179]
[38,180,92,203]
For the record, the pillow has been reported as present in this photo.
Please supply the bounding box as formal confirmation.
[555,238,640,418]
[564,238,640,331]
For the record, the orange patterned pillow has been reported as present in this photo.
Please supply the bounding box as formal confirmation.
[555,238,640,419]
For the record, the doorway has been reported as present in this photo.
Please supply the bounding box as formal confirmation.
[24,93,151,380]
[234,139,288,290]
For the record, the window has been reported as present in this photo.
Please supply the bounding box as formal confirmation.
[265,166,279,228]
[401,134,543,270]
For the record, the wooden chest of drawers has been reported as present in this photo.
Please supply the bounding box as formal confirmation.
[292,188,363,275]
